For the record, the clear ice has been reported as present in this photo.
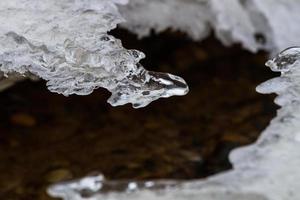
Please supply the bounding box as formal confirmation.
[0,0,188,108]
[2,0,300,107]
[48,48,300,200]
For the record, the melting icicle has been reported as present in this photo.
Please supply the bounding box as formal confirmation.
[0,0,188,108]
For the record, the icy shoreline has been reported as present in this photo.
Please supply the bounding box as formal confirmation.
[1,1,300,199]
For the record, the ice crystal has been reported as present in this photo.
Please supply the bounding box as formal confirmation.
[0,0,188,108]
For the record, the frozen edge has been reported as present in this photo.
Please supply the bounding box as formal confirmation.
[2,0,300,107]
[0,0,188,108]
[119,0,300,54]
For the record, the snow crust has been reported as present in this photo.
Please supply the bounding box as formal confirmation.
[0,0,188,108]
[119,0,300,53]
[47,48,300,200]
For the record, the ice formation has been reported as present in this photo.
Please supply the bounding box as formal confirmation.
[119,0,300,53]
[2,1,300,198]
[0,0,188,108]
[2,0,300,107]
[47,48,300,200]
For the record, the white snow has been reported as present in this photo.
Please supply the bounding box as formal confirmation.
[120,0,300,53]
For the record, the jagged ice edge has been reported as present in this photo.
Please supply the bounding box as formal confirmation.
[0,0,188,108]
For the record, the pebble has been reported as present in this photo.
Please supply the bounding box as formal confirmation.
[45,169,73,183]
[10,113,37,127]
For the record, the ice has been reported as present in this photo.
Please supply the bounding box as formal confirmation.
[48,48,300,200]
[118,0,212,41]
[2,0,300,106]
[48,174,180,200]
[119,0,300,53]
[257,47,300,105]
[0,0,188,108]
[2,1,300,198]
[251,1,300,51]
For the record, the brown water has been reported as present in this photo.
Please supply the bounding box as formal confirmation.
[0,31,277,200]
